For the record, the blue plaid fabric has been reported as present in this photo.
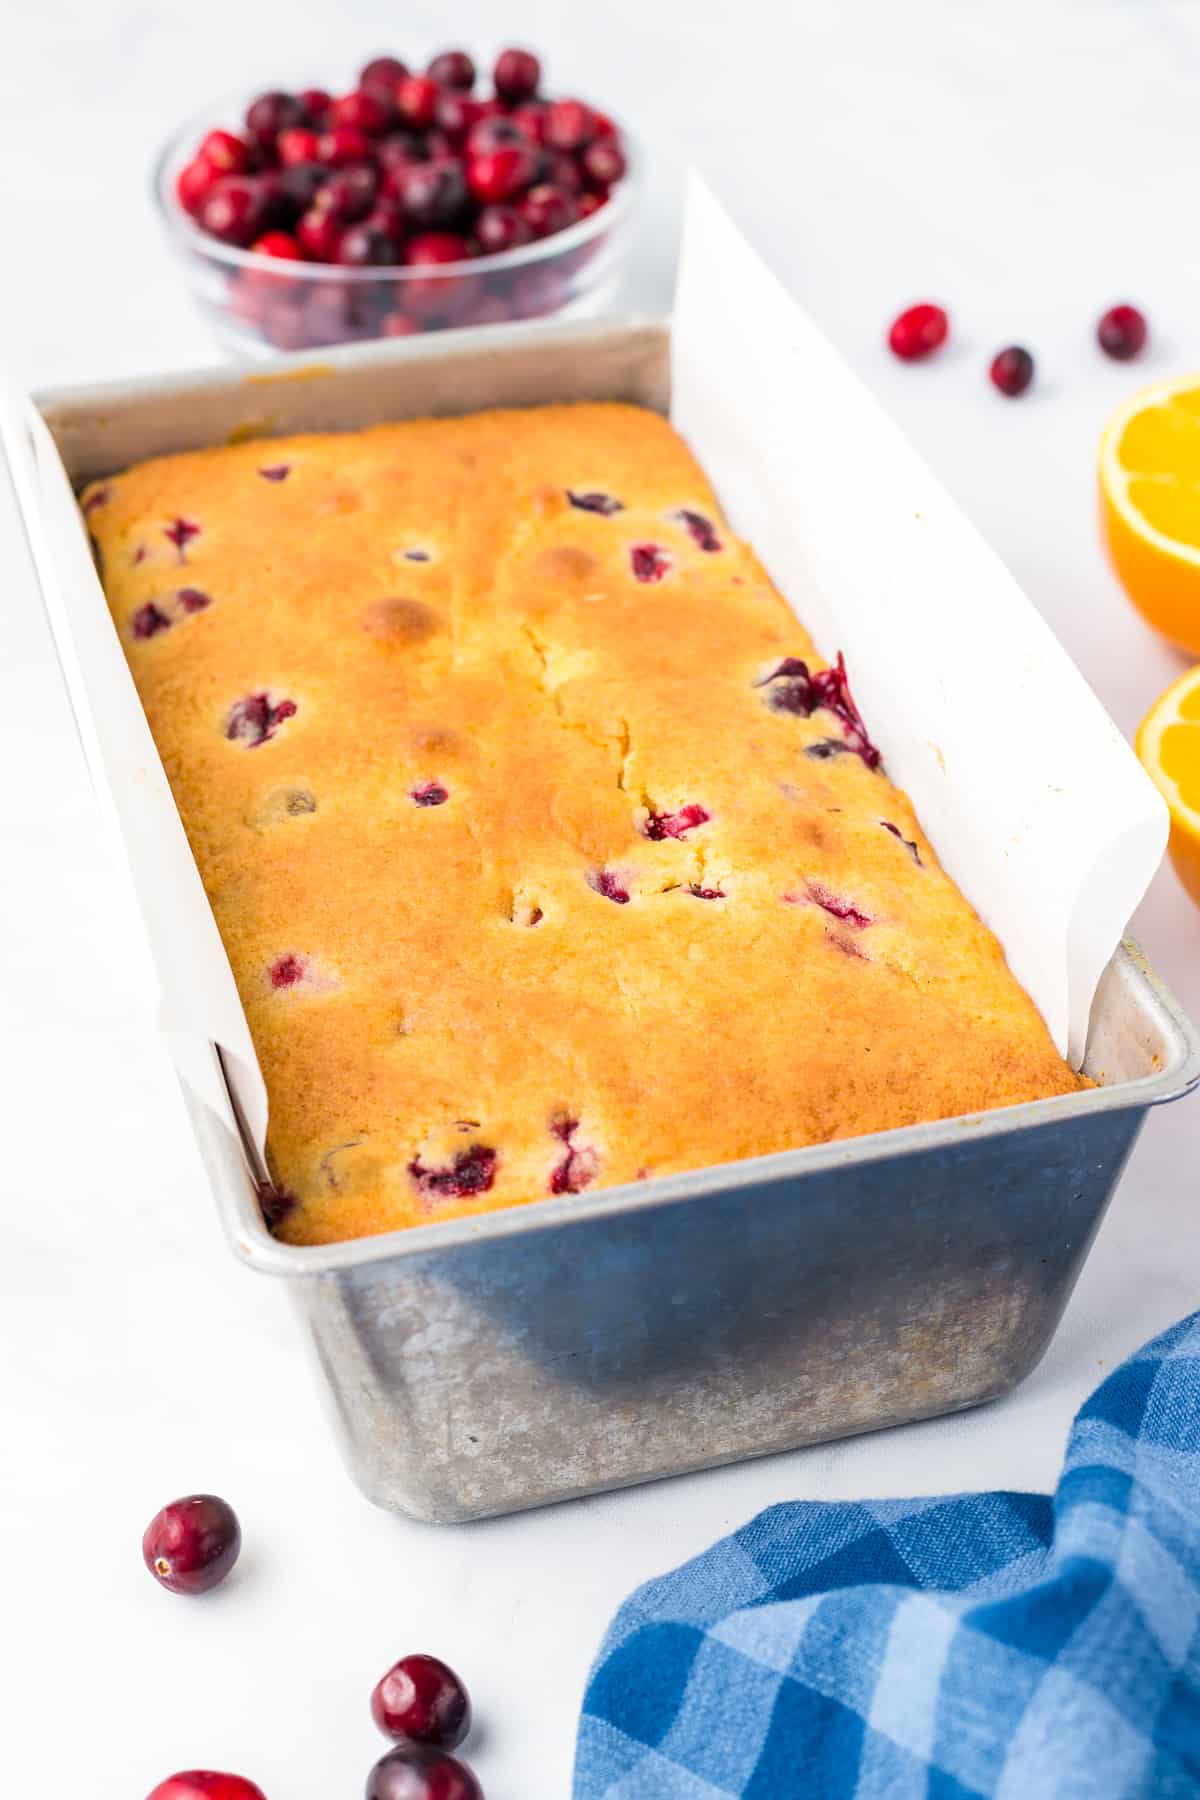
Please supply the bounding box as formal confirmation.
[575,1310,1200,1798]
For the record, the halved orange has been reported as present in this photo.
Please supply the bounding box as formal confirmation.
[1101,377,1200,655]
[1136,663,1200,906]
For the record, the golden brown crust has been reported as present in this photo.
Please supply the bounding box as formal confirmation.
[85,403,1086,1244]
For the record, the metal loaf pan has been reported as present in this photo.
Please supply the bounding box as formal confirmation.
[25,319,1200,1523]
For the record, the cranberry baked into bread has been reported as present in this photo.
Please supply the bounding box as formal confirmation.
[83,403,1085,1244]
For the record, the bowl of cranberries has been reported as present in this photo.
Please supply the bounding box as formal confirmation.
[154,47,638,355]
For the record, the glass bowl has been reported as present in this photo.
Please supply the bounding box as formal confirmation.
[152,94,641,357]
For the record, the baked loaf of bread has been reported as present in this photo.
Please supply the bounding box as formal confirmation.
[84,402,1086,1244]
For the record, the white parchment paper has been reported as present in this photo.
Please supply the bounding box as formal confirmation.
[672,178,1167,1064]
[2,176,1168,1174]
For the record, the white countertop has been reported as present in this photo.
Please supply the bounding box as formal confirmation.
[4,3,1200,1795]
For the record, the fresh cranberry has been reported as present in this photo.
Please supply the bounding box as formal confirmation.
[989,345,1034,397]
[592,111,618,139]
[642,803,709,840]
[512,103,549,144]
[244,90,306,151]
[317,124,372,166]
[465,118,523,158]
[427,49,476,90]
[143,1494,241,1595]
[1097,303,1147,361]
[298,86,333,123]
[494,47,541,102]
[402,232,471,316]
[887,303,949,361]
[537,149,584,194]
[588,868,631,903]
[408,1145,497,1200]
[164,517,201,559]
[366,1745,482,1800]
[276,126,321,167]
[756,653,880,768]
[549,1114,600,1195]
[250,230,301,260]
[581,140,626,191]
[225,693,297,747]
[315,166,378,221]
[544,98,596,151]
[199,129,250,176]
[371,1654,470,1748]
[467,144,536,203]
[567,489,624,514]
[673,508,721,551]
[330,89,393,135]
[411,781,449,806]
[256,1179,296,1228]
[145,1773,266,1800]
[395,161,469,228]
[360,54,409,94]
[630,543,670,582]
[434,92,484,145]
[577,193,606,225]
[297,207,342,261]
[802,881,872,929]
[520,183,577,238]
[339,222,402,266]
[177,155,219,216]
[395,74,441,129]
[881,819,922,864]
[382,311,421,337]
[132,602,172,640]
[200,176,270,247]
[473,204,532,255]
[278,160,326,212]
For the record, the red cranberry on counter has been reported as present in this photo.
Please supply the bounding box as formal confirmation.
[1097,302,1148,361]
[887,302,949,361]
[146,1775,266,1800]
[427,49,476,90]
[989,344,1035,397]
[371,1654,471,1748]
[365,1746,483,1800]
[142,1494,241,1595]
[494,47,541,102]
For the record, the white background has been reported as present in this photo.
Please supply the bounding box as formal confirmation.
[4,3,1200,1796]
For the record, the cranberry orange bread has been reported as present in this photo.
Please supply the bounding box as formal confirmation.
[83,403,1086,1244]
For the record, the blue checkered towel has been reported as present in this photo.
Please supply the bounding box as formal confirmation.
[575,1310,1200,1798]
